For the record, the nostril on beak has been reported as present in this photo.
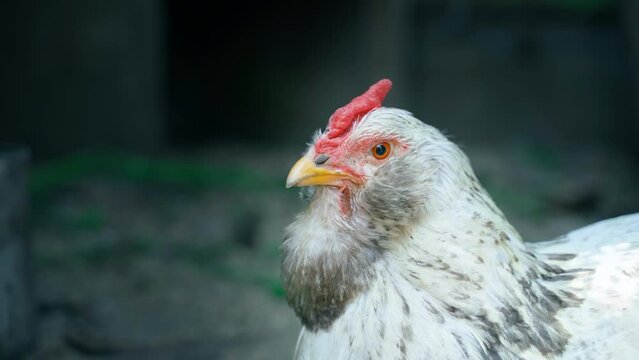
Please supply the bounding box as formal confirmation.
[314,154,330,165]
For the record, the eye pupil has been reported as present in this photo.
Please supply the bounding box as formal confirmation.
[372,142,391,159]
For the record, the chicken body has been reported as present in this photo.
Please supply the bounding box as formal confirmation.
[283,90,639,359]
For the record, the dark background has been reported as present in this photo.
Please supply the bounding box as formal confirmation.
[4,0,639,157]
[2,1,639,359]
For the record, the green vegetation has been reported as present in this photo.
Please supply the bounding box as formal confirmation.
[31,151,284,200]
[176,242,285,298]
[58,207,107,232]
[478,173,546,220]
[34,235,154,267]
[173,243,235,267]
[518,142,564,171]
[206,261,286,298]
[485,182,546,219]
[31,151,288,298]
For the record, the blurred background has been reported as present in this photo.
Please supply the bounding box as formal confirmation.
[1,0,639,359]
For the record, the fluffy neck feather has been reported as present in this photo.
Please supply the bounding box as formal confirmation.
[282,187,381,331]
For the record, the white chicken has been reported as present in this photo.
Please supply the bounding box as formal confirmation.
[283,79,639,359]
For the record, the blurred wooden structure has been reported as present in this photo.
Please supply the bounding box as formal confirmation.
[0,146,33,359]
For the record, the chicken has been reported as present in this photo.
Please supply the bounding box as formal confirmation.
[282,79,639,359]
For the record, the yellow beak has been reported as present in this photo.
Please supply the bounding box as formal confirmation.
[286,156,351,188]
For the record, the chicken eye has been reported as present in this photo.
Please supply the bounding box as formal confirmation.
[371,142,391,160]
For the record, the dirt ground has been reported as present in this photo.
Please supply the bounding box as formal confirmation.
[23,144,639,359]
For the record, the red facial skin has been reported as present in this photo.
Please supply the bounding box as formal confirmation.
[311,79,396,216]
[315,134,409,216]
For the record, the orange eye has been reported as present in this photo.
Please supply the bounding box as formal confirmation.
[371,142,391,160]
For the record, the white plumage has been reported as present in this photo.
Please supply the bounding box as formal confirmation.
[284,104,639,359]
[531,214,639,359]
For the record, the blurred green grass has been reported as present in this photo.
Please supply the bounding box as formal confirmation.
[57,207,107,232]
[31,151,287,298]
[31,151,284,200]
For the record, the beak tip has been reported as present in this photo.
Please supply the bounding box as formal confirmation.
[285,177,298,188]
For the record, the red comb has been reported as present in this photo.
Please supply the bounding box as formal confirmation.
[315,79,392,153]
[327,79,392,138]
